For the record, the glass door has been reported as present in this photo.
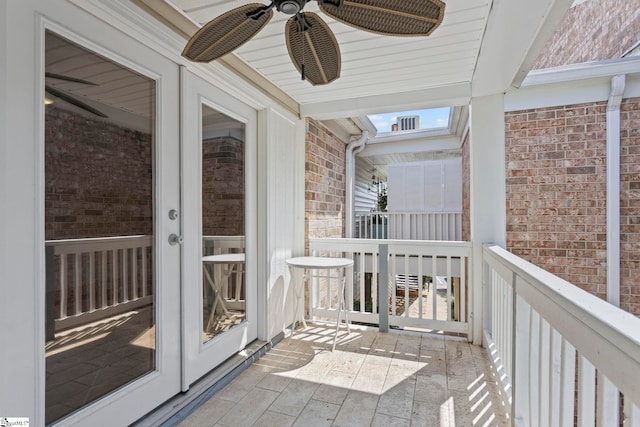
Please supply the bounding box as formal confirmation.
[43,29,181,425]
[181,70,258,386]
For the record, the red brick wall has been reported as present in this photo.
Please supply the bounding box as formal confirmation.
[202,137,244,236]
[45,106,152,240]
[534,0,640,69]
[305,119,346,247]
[462,132,471,242]
[620,97,640,314]
[505,102,608,301]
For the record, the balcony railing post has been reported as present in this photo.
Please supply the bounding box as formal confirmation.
[378,243,389,333]
[45,245,55,341]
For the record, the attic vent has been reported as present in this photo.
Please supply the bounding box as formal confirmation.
[397,115,420,131]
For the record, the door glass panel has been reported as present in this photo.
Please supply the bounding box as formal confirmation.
[44,31,156,424]
[201,105,246,343]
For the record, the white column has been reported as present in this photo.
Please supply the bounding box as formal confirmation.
[469,94,507,345]
[606,75,625,307]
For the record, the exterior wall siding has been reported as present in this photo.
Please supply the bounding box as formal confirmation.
[462,132,470,242]
[533,0,640,69]
[202,136,244,236]
[505,102,608,302]
[620,97,640,314]
[45,106,152,240]
[305,118,346,245]
[506,98,640,315]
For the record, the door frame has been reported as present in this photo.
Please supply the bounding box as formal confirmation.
[180,67,259,388]
[36,10,182,426]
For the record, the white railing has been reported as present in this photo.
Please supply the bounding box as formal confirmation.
[45,235,153,332]
[202,235,245,310]
[309,238,471,335]
[484,244,640,427]
[354,211,462,240]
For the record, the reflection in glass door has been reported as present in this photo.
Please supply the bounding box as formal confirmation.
[201,106,246,343]
[181,69,257,386]
[44,31,156,424]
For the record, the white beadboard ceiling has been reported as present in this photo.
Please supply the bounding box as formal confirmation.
[162,0,574,120]
[168,0,489,106]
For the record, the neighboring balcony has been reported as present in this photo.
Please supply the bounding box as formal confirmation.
[354,211,463,241]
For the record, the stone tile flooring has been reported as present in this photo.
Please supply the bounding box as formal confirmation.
[45,308,155,424]
[179,323,510,426]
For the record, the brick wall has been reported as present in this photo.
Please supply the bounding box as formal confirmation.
[202,137,244,236]
[462,133,470,242]
[305,119,346,247]
[45,106,152,240]
[505,102,608,301]
[620,97,640,314]
[534,0,640,69]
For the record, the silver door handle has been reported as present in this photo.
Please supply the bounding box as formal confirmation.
[168,234,184,245]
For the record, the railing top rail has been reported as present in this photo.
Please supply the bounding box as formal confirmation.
[484,243,640,402]
[202,235,245,241]
[310,238,471,256]
[354,211,463,215]
[45,235,152,247]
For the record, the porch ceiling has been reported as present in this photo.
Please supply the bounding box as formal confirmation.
[157,0,574,119]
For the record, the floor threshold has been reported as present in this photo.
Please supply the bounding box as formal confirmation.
[132,335,283,427]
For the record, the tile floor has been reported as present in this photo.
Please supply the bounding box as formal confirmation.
[45,308,155,424]
[179,323,510,427]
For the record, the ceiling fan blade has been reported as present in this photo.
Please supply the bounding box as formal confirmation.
[45,72,99,86]
[286,12,341,86]
[45,85,109,118]
[182,3,273,63]
[318,0,445,36]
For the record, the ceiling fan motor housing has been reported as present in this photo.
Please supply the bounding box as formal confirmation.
[275,0,307,15]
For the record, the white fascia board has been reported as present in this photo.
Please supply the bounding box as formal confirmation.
[300,82,471,121]
[505,78,612,112]
[505,60,640,111]
[359,136,461,158]
[472,0,574,97]
[521,57,640,87]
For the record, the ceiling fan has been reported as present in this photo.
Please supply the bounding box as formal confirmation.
[45,72,109,118]
[182,0,446,86]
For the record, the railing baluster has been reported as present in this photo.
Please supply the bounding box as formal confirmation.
[372,250,378,314]
[89,252,95,311]
[403,254,409,317]
[112,249,119,304]
[390,252,396,317]
[60,253,67,319]
[418,254,423,320]
[578,354,596,426]
[101,250,107,307]
[597,373,619,426]
[431,255,437,320]
[74,253,82,315]
[549,328,562,427]
[132,247,138,300]
[446,256,451,321]
[559,339,576,427]
[358,251,365,313]
[141,247,147,298]
[529,310,541,427]
[460,257,465,323]
[539,319,551,424]
[122,248,128,303]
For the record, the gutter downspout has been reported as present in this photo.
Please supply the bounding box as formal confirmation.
[606,75,625,307]
[345,131,369,238]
